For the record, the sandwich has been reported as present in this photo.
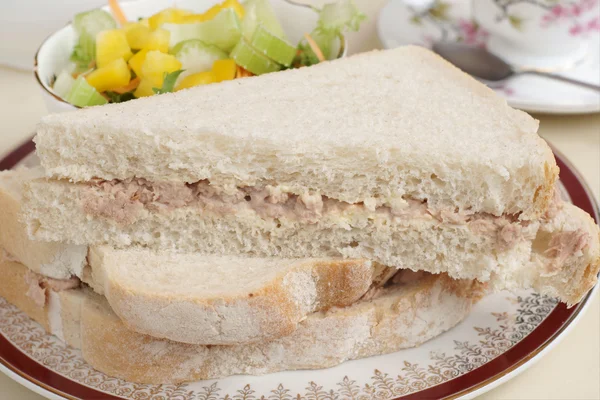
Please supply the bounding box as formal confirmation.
[1,168,484,383]
[1,46,598,385]
[24,46,599,305]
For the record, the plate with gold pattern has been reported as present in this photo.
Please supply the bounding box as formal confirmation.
[0,140,598,400]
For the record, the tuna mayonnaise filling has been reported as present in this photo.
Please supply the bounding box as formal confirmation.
[24,269,80,307]
[80,178,579,253]
[2,248,80,308]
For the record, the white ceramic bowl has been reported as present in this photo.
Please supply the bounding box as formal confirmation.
[34,0,347,114]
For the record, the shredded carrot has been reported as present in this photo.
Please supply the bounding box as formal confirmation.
[111,77,140,93]
[109,0,128,26]
[303,33,325,62]
[236,66,254,78]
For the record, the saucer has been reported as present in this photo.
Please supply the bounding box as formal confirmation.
[377,0,600,114]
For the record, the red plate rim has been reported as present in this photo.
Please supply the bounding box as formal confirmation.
[0,139,598,400]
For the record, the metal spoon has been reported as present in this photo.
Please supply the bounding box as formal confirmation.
[432,42,600,93]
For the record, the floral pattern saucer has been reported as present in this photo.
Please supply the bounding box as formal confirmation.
[377,0,600,114]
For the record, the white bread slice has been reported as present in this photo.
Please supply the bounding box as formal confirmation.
[23,178,600,306]
[0,168,86,279]
[85,247,377,344]
[0,259,484,383]
[34,46,557,219]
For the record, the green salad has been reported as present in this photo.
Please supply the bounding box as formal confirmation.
[51,0,365,107]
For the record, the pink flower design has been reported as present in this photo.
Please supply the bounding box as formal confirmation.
[587,16,600,31]
[457,19,489,47]
[570,23,584,35]
[541,0,599,27]
[552,5,568,17]
[493,84,515,97]
[569,16,600,35]
[581,0,599,11]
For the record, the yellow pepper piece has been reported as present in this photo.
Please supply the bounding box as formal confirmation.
[148,8,192,29]
[85,58,131,92]
[96,29,133,68]
[144,29,170,52]
[222,0,244,19]
[141,50,182,87]
[175,71,216,91]
[123,22,152,50]
[134,78,156,97]
[176,0,243,24]
[128,48,149,78]
[212,59,237,82]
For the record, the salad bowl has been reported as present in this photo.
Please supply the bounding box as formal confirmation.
[35,0,348,114]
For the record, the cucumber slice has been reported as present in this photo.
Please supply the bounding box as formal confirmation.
[230,39,281,75]
[250,25,295,67]
[65,76,108,107]
[71,10,117,64]
[52,71,75,99]
[73,9,117,35]
[242,0,287,41]
[163,8,241,52]
[171,39,228,76]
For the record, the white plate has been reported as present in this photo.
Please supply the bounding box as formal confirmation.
[377,0,600,114]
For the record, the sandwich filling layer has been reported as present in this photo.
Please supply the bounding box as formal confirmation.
[80,178,574,253]
[23,269,80,307]
[3,247,81,308]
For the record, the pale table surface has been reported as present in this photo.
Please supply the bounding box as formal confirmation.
[1,2,599,398]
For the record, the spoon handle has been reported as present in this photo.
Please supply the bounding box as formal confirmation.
[522,70,600,93]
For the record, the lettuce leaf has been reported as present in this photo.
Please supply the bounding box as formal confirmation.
[152,69,186,94]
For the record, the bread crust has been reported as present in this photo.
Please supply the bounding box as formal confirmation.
[87,247,377,345]
[532,146,560,220]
